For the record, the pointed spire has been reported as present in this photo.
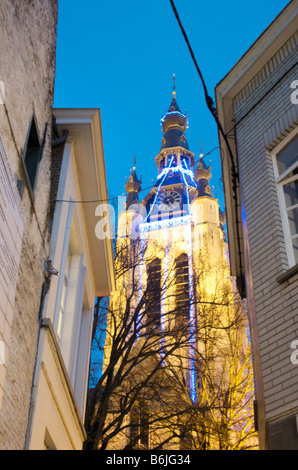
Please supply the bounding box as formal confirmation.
[194,148,213,196]
[125,156,142,208]
[160,75,189,150]
[167,73,182,113]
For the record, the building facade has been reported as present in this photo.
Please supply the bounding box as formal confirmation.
[99,89,257,450]
[25,109,115,449]
[0,0,58,449]
[0,2,115,450]
[215,0,298,450]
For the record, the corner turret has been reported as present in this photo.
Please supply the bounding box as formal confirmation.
[125,156,142,209]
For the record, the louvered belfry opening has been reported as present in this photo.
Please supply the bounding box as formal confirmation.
[174,253,190,328]
[130,399,149,449]
[146,258,162,332]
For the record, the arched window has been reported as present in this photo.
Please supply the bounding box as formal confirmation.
[146,258,161,331]
[174,253,189,327]
[168,154,177,167]
[181,156,189,169]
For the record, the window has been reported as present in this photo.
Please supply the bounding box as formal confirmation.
[146,258,161,331]
[23,115,43,191]
[272,132,298,268]
[130,400,149,448]
[57,252,71,341]
[174,253,190,328]
[168,154,177,167]
[179,425,192,450]
[181,156,189,169]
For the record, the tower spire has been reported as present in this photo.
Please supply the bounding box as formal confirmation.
[159,75,189,151]
[172,73,176,96]
[125,155,142,208]
[194,149,212,197]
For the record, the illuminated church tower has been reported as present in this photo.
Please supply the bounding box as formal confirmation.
[103,80,256,450]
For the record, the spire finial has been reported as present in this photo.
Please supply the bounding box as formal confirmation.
[125,157,142,207]
[172,73,176,96]
[199,142,203,158]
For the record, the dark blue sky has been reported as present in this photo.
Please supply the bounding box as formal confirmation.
[54,0,289,212]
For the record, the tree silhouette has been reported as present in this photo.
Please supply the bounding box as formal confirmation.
[84,236,257,450]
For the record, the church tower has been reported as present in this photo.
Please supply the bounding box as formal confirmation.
[103,81,256,450]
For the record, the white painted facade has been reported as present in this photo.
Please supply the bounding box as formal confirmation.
[25,109,115,450]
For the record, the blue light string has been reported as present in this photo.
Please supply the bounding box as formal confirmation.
[137,236,144,339]
[182,156,189,169]
[181,165,191,213]
[182,164,197,402]
[137,154,197,400]
[188,235,197,403]
[157,162,195,182]
[139,214,191,232]
[160,110,188,123]
[139,157,197,232]
[160,230,169,364]
[143,155,175,223]
[182,157,198,188]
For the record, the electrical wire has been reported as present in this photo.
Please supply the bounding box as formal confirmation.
[168,0,237,177]
[53,145,219,206]
[169,0,244,293]
[52,183,157,205]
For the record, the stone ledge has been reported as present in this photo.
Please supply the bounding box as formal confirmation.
[276,263,298,284]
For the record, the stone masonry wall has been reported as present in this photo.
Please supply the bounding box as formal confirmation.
[0,0,58,449]
[232,32,298,425]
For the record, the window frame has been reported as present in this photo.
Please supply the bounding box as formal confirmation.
[22,114,41,191]
[146,258,162,331]
[21,113,47,199]
[57,252,71,341]
[174,253,190,328]
[271,128,298,269]
[130,399,149,449]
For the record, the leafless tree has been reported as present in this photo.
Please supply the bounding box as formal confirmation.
[84,238,257,450]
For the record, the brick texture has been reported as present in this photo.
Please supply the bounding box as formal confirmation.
[0,0,58,450]
[233,32,298,423]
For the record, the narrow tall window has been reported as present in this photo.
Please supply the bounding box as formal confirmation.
[130,400,149,448]
[181,155,189,169]
[179,425,192,450]
[57,252,71,341]
[175,253,189,327]
[168,154,177,167]
[160,157,165,171]
[146,258,161,331]
[23,115,42,191]
[272,133,298,267]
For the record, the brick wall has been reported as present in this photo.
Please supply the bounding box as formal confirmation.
[50,139,66,224]
[233,32,298,426]
[0,0,58,450]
